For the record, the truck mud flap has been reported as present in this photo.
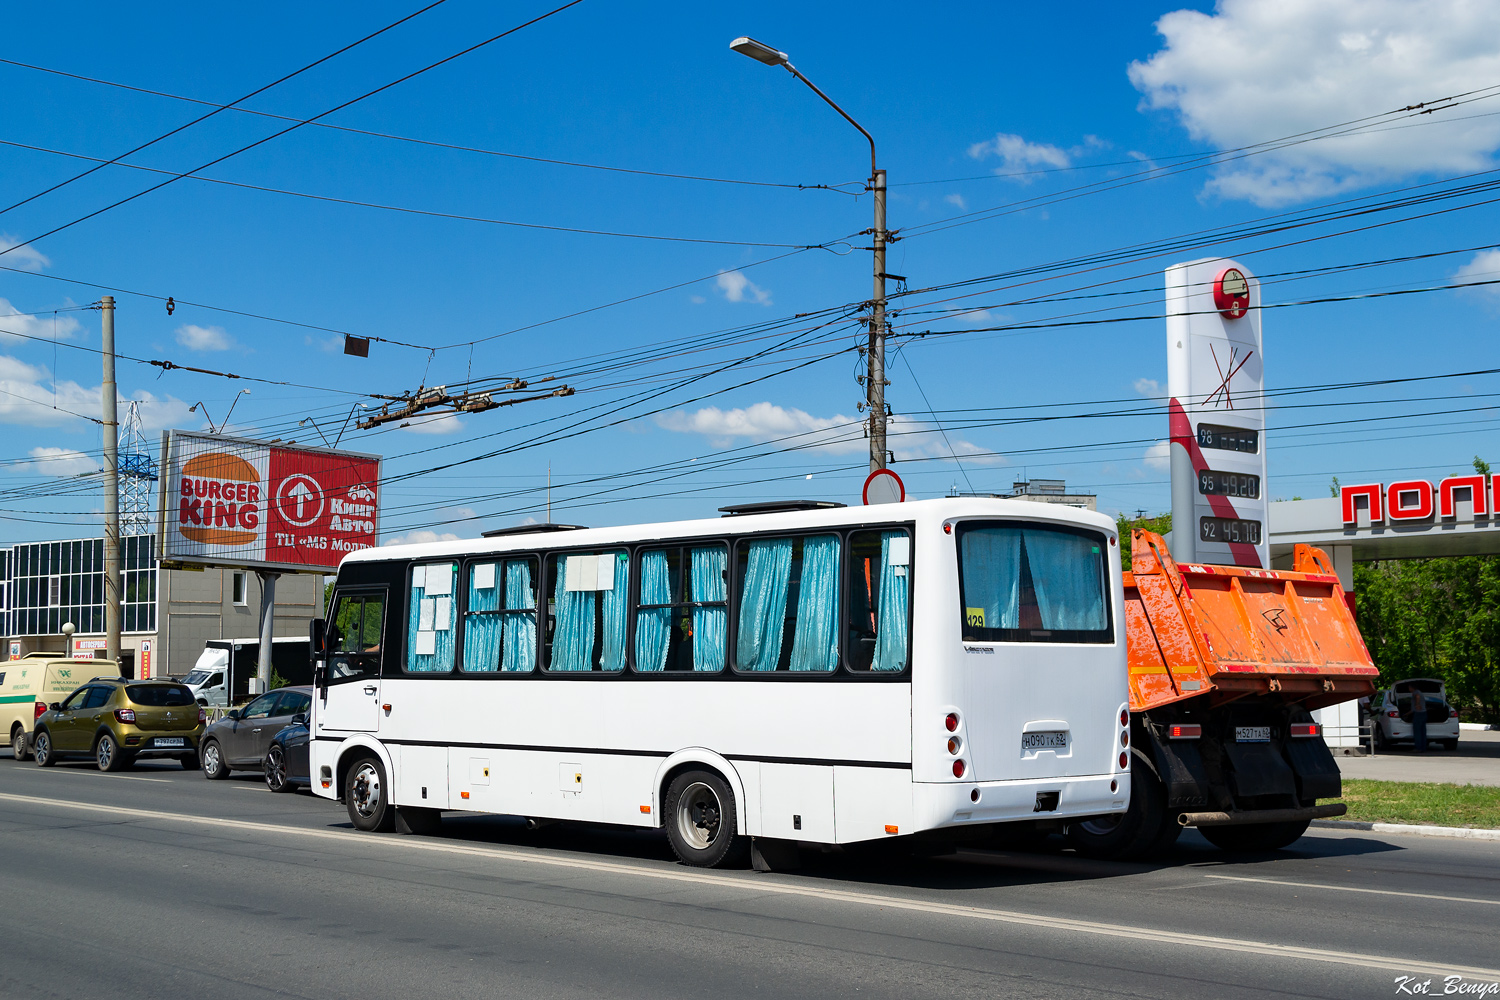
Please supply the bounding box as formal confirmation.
[1221,740,1297,799]
[1284,738,1341,801]
[1144,730,1210,808]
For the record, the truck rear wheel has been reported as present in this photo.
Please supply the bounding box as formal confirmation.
[1199,818,1311,853]
[1067,750,1164,860]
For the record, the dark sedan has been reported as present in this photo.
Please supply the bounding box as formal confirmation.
[264,713,310,792]
[199,686,312,780]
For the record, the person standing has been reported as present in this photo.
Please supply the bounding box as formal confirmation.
[1411,687,1428,754]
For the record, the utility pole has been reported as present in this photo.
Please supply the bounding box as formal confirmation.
[729,37,889,471]
[100,296,121,665]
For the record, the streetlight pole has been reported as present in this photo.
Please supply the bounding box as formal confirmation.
[100,296,121,665]
[730,37,888,472]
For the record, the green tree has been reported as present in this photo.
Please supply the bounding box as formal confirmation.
[1116,512,1172,565]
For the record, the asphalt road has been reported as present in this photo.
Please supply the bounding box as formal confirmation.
[2,752,1498,1000]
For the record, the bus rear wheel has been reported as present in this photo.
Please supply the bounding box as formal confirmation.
[1067,750,1164,860]
[665,770,744,868]
[345,756,395,833]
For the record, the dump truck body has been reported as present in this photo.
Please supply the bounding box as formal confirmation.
[1069,530,1378,858]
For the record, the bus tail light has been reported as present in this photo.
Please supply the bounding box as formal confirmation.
[1120,731,1129,748]
[1290,723,1320,738]
[1120,708,1129,727]
[945,713,959,732]
[114,709,136,724]
[1119,752,1129,770]
[947,737,961,755]
[1169,724,1201,739]
[952,759,966,778]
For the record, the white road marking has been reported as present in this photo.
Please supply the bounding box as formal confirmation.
[7,768,172,784]
[1,790,1496,982]
[1205,873,1500,906]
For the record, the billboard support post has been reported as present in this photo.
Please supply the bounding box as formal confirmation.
[101,295,122,663]
[255,571,278,694]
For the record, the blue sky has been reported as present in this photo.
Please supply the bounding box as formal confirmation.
[3,0,1500,543]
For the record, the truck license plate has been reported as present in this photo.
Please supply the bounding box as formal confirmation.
[1234,726,1271,743]
[154,738,185,748]
[1021,731,1068,751]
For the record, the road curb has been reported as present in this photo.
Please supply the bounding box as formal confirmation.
[1312,819,1500,841]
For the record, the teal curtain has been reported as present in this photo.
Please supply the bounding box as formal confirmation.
[790,534,840,671]
[601,553,629,671]
[1022,530,1107,630]
[502,559,536,672]
[690,545,726,671]
[636,550,672,671]
[960,529,1021,630]
[463,562,502,672]
[736,538,792,671]
[551,558,594,670]
[872,531,910,671]
[407,562,456,672]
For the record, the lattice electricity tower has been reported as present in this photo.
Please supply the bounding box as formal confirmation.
[119,401,158,536]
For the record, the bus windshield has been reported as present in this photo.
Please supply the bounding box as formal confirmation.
[958,522,1111,642]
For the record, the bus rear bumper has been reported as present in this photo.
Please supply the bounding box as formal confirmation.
[913,772,1129,831]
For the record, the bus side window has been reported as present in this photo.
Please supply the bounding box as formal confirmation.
[329,592,385,681]
[463,557,538,673]
[635,544,727,673]
[846,529,910,672]
[734,534,840,673]
[407,563,457,673]
[545,551,629,672]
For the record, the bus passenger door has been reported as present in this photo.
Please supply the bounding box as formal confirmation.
[317,589,385,734]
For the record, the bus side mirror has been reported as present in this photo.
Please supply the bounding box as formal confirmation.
[309,618,326,667]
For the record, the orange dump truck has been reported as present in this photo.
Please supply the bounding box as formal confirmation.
[1068,529,1379,858]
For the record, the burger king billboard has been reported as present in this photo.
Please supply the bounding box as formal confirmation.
[157,430,381,573]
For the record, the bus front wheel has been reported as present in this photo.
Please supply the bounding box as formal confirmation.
[665,770,745,868]
[345,755,395,833]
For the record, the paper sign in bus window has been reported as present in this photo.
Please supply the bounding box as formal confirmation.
[966,607,986,628]
[418,598,436,631]
[412,564,426,589]
[414,630,436,655]
[473,563,496,590]
[424,565,453,596]
[888,536,911,566]
[433,597,451,631]
[565,554,615,591]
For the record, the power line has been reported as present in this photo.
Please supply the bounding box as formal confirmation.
[0,0,587,263]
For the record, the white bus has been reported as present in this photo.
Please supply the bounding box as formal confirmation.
[308,497,1130,867]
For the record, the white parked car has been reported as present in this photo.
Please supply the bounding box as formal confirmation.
[1373,679,1460,751]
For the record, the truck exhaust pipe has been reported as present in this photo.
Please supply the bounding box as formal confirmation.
[1178,804,1348,827]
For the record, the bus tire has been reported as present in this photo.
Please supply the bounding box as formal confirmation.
[201,740,230,780]
[1067,750,1164,860]
[33,729,55,767]
[665,770,744,868]
[11,724,31,762]
[1199,818,1311,853]
[395,806,443,836]
[345,755,395,833]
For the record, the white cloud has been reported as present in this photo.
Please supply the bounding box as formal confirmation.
[175,323,233,351]
[944,193,967,210]
[968,133,1072,173]
[7,446,99,477]
[0,235,49,272]
[1129,0,1500,205]
[1455,249,1500,299]
[953,308,995,325]
[1144,440,1171,471]
[400,413,463,435]
[655,402,1000,464]
[0,353,193,429]
[384,529,461,546]
[689,295,707,305]
[715,270,772,305]
[0,297,83,344]
[1134,377,1164,397]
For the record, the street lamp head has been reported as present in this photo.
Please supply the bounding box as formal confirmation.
[730,36,787,66]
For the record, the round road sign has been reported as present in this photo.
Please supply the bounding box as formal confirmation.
[863,468,906,505]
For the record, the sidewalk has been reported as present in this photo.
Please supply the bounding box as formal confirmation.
[1337,729,1500,787]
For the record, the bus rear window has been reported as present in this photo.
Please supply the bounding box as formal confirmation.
[957,522,1111,643]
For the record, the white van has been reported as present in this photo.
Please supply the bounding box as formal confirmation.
[1,654,119,759]
[181,638,311,706]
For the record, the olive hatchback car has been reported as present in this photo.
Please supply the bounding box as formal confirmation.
[33,677,205,771]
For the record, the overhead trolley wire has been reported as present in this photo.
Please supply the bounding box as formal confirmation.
[0,0,588,264]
